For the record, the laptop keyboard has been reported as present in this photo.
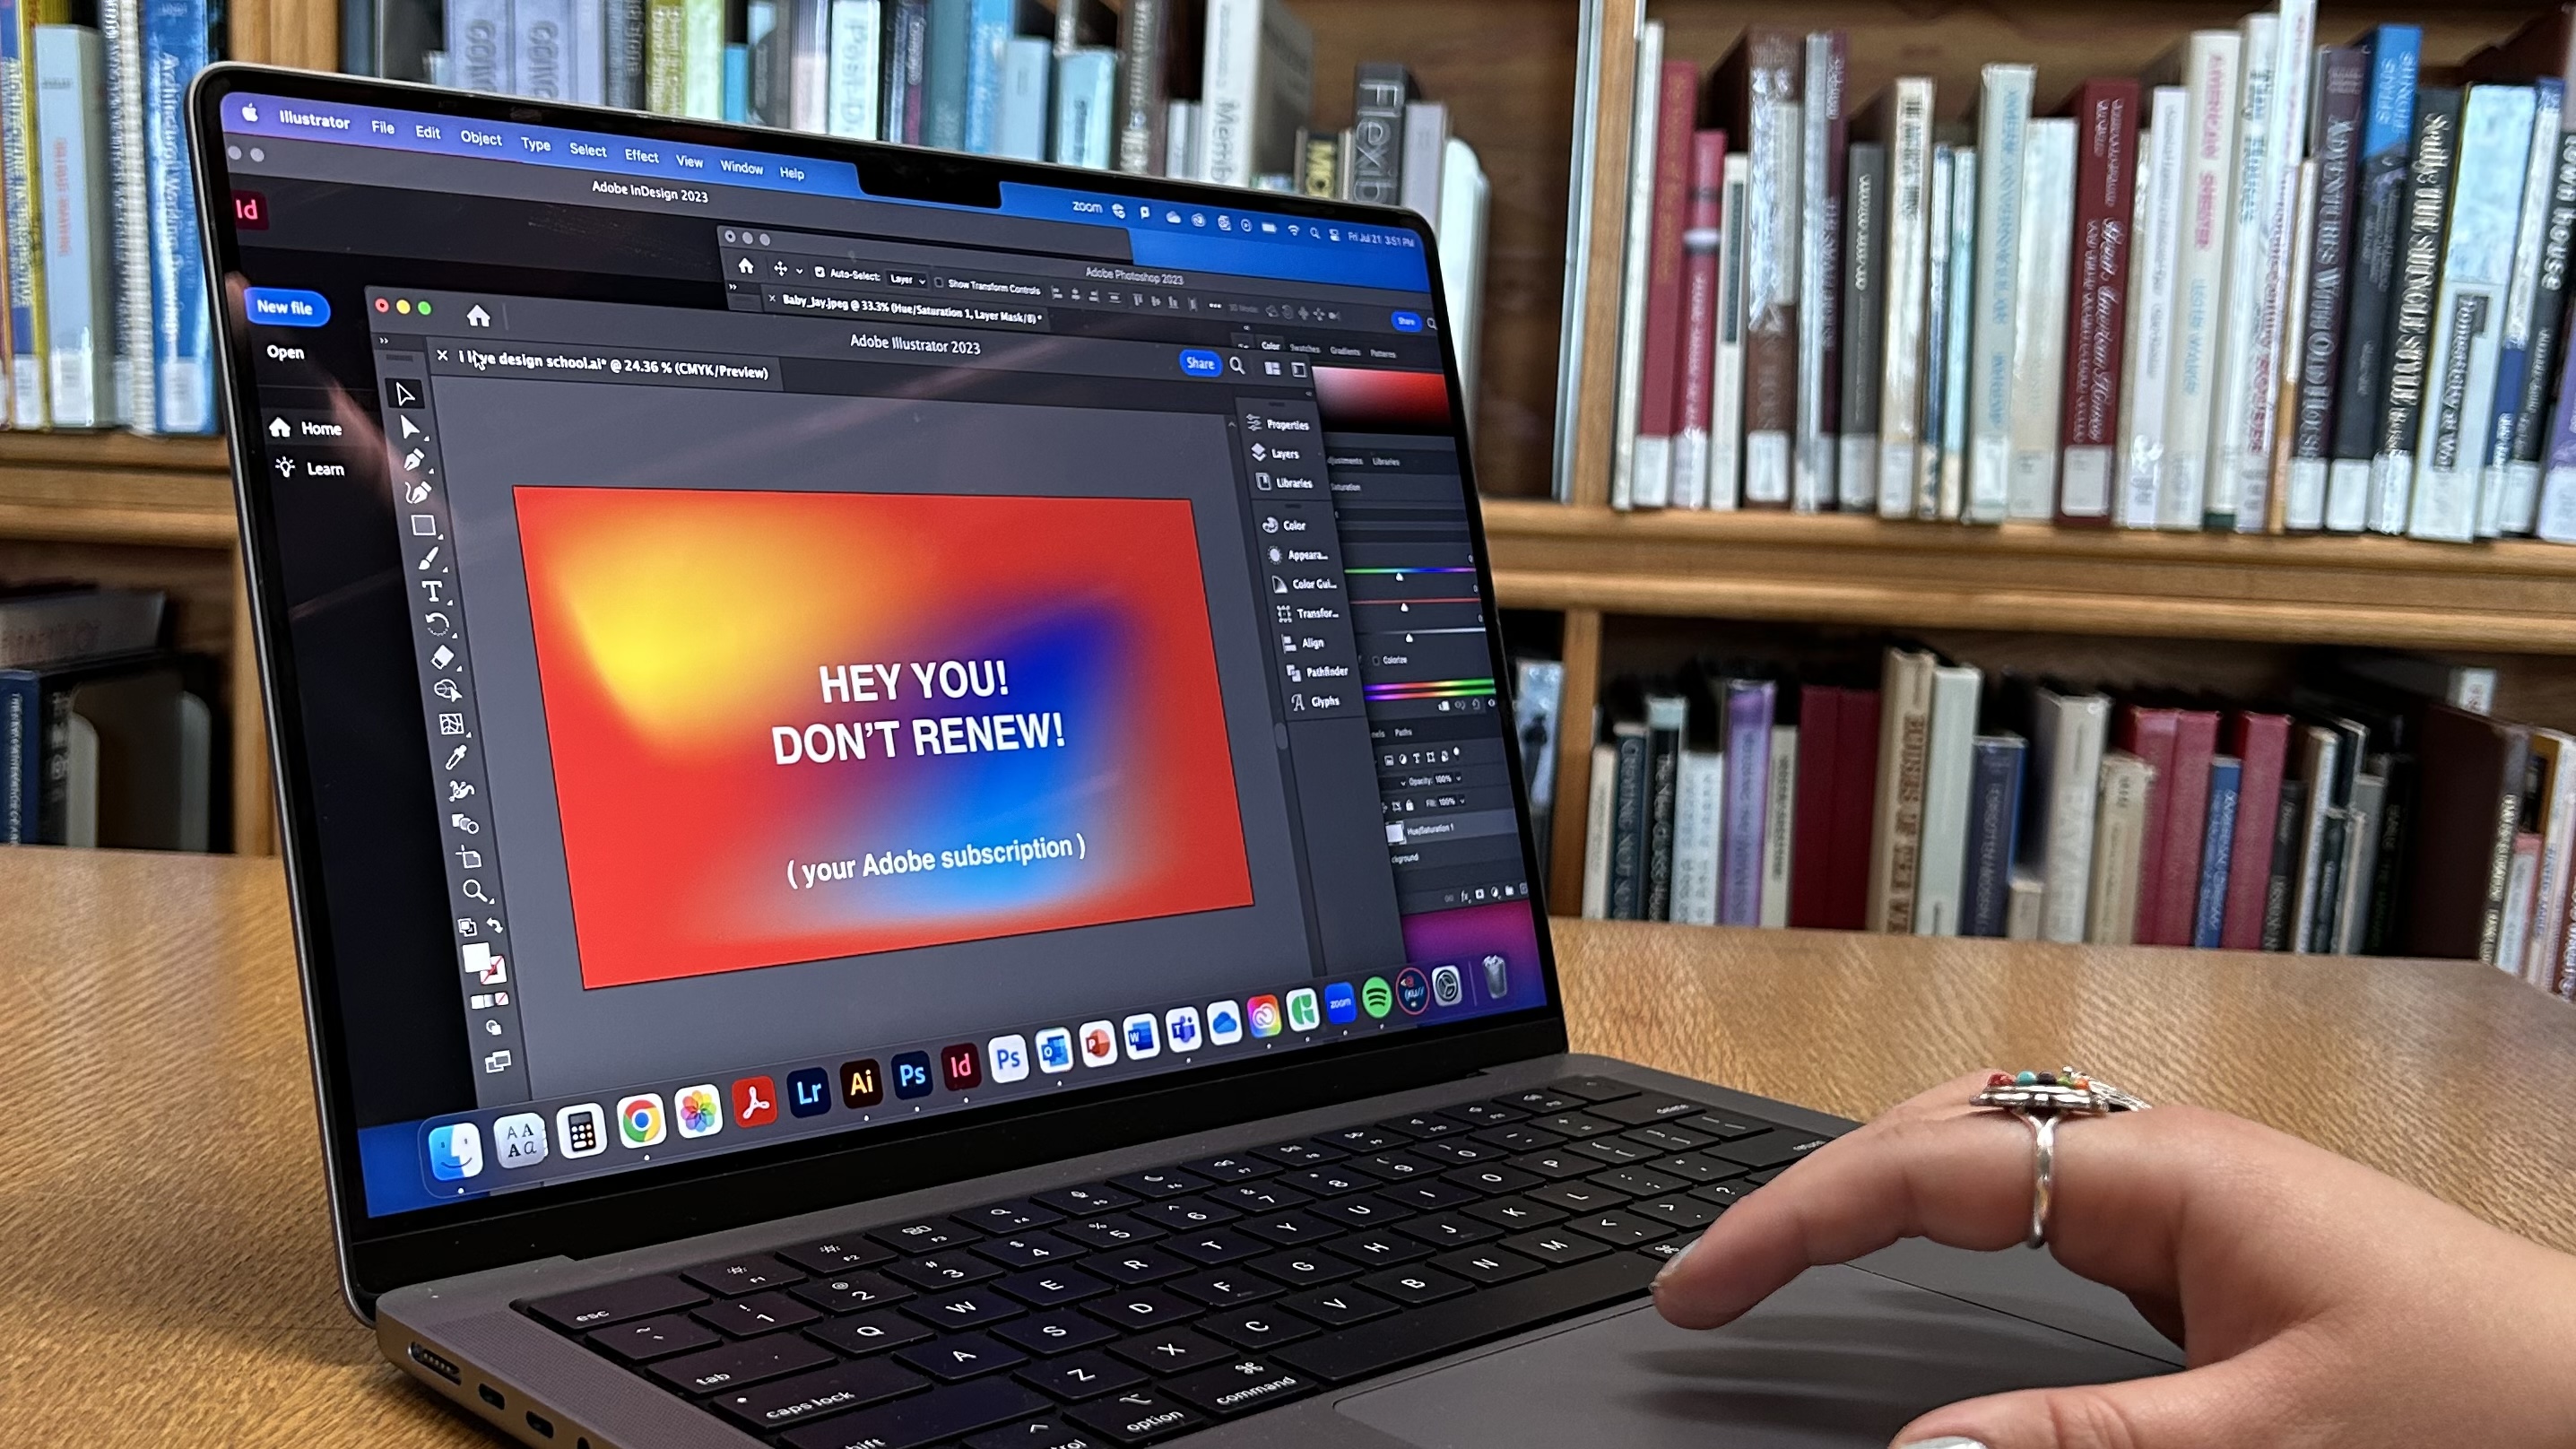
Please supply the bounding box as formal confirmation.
[516,1076,1828,1448]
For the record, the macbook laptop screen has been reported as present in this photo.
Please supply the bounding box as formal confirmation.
[206,87,1547,1221]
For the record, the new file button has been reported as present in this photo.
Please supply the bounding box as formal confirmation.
[1177,348,1224,378]
[245,288,331,326]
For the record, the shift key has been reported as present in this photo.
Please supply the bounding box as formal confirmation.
[781,1378,1051,1449]
[1703,1130,1832,1170]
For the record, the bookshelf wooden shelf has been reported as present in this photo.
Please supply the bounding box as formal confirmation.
[0,434,235,547]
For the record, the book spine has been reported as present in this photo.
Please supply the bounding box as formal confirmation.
[884,0,929,143]
[511,0,577,100]
[2087,752,2154,946]
[2152,711,2220,945]
[2119,707,2181,941]
[1644,694,1684,921]
[1761,724,1798,928]
[99,0,143,429]
[2161,32,2242,529]
[1112,0,1162,175]
[2408,85,2537,542]
[2482,732,2536,967]
[992,34,1047,159]
[1711,151,1749,511]
[2060,80,2140,525]
[1052,48,1116,167]
[2304,806,2350,953]
[1968,65,2035,523]
[2508,130,2576,535]
[1865,649,1933,933]
[1606,22,1665,512]
[2373,88,2462,532]
[2500,829,2544,975]
[1608,723,1647,920]
[1,0,48,427]
[1163,99,1197,181]
[2364,755,2414,956]
[1839,140,1886,512]
[1913,663,1981,936]
[2037,692,2111,943]
[448,0,510,91]
[1674,133,1727,511]
[1938,147,1977,519]
[1348,61,1408,203]
[2288,727,2340,952]
[0,672,30,844]
[2338,771,2388,956]
[2205,13,2280,529]
[2195,756,2242,948]
[1737,32,1802,509]
[2336,27,2424,526]
[2221,712,2290,949]
[1802,30,1849,512]
[1963,734,2026,937]
[2272,161,2315,532]
[1400,100,1446,220]
[1671,748,1724,926]
[2008,119,2076,520]
[1828,688,1881,930]
[605,0,646,110]
[924,0,968,149]
[2296,48,2370,528]
[2008,872,2046,939]
[1718,680,1774,925]
[139,0,209,433]
[681,0,724,116]
[2122,91,2187,526]
[961,0,1010,152]
[1913,143,1953,519]
[646,0,686,111]
[1629,60,1697,512]
[33,25,107,429]
[2234,0,2318,534]
[1580,742,1616,919]
[2490,85,2568,535]
[826,0,882,139]
[2260,777,2309,950]
[1880,80,1932,519]
[1788,683,1841,928]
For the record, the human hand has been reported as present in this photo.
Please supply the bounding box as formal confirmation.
[1648,1071,2576,1449]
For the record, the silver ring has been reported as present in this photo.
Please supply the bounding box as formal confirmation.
[2021,1110,2060,1249]
[1973,1069,2149,1251]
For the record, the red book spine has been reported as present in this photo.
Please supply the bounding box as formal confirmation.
[2149,711,2221,945]
[1677,131,1729,483]
[2116,707,2181,943]
[1790,683,1843,927]
[1827,688,1883,931]
[2222,712,2293,950]
[1635,62,1704,460]
[2058,78,2141,526]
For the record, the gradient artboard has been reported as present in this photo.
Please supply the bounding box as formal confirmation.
[515,486,1253,989]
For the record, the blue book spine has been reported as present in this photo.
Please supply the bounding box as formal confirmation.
[961,0,1010,153]
[722,41,748,120]
[2,672,33,843]
[993,33,1048,160]
[141,0,212,433]
[924,0,967,150]
[1962,734,2026,938]
[2330,25,2421,477]
[2194,757,2242,948]
[2360,26,2421,160]
[1717,680,1774,926]
[2485,78,2563,523]
[1050,46,1114,168]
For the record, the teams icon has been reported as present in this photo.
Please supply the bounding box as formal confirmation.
[673,1084,723,1139]
[1036,1027,1075,1073]
[1122,1013,1161,1060]
[1285,987,1320,1032]
[1080,1020,1119,1067]
[1246,994,1282,1038]
[615,1093,664,1148]
[1323,982,1357,1024]
[1165,1006,1203,1052]
[1206,1001,1244,1045]
[988,1034,1030,1083]
[556,1102,607,1158]
[426,1121,482,1180]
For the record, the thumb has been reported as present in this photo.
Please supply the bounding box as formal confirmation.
[1891,1351,2295,1449]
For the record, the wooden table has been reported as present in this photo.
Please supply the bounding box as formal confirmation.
[8,848,2576,1445]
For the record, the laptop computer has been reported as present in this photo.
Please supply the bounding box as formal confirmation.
[190,64,2177,1449]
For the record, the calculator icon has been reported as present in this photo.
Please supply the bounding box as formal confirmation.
[556,1102,606,1158]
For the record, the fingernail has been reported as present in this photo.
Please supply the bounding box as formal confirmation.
[1896,1439,1987,1449]
[1649,1234,1698,1289]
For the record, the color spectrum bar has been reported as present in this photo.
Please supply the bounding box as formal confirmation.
[1364,677,1497,702]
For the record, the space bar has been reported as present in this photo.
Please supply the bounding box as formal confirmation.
[1276,1252,1662,1384]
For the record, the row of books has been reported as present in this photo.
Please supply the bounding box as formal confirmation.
[1595,4,2576,547]
[1544,644,2576,998]
[0,0,221,434]
[1,583,217,848]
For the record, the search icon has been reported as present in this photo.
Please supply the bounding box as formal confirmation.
[463,880,494,904]
[1227,355,1245,375]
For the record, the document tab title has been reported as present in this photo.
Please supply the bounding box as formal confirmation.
[771,658,1070,765]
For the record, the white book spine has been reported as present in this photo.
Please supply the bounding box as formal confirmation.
[1912,144,1954,519]
[1670,748,1724,926]
[683,0,724,117]
[991,35,1049,159]
[2231,0,2317,534]
[2411,86,2538,542]
[2281,160,2329,531]
[2034,691,2111,944]
[825,0,882,139]
[1164,100,1199,181]
[1879,78,1934,519]
[1760,726,1797,928]
[2008,118,2076,520]
[2086,753,2153,945]
[2484,90,2562,536]
[2527,736,2576,985]
[1707,152,1749,511]
[33,26,108,430]
[1968,65,2035,524]
[1607,22,1662,511]
[1580,742,1618,920]
[1401,100,1447,221]
[1053,49,1116,168]
[2121,91,2187,527]
[1799,33,1844,513]
[1440,140,1491,415]
[2204,14,2279,529]
[100,0,146,429]
[1913,664,1981,936]
[1743,82,1801,511]
[1199,0,1256,186]
[1938,147,1977,519]
[2161,32,2243,529]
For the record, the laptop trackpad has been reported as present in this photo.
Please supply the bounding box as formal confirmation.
[1335,1264,2175,1447]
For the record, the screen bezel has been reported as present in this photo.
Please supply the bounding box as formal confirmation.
[189,62,1569,1317]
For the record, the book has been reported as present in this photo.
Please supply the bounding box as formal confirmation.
[1913,661,1981,935]
[2204,12,2281,531]
[32,23,107,429]
[1762,722,1799,928]
[2371,87,2463,533]
[1714,30,1803,509]
[1622,56,1696,512]
[2288,722,2345,953]
[1441,139,1491,408]
[2153,32,2242,529]
[1803,30,1849,513]
[1913,143,1954,519]
[1829,688,1881,931]
[2008,872,2045,939]
[991,32,1047,159]
[1967,64,2036,525]
[2524,731,2576,982]
[1644,690,1687,921]
[2022,681,2112,943]
[2088,751,2155,945]
[2483,81,2567,534]
[2337,768,2389,954]
[2502,125,2576,535]
[2221,709,2292,948]
[2260,777,2308,950]
[2114,706,2180,942]
[2148,709,2220,947]
[1937,147,1977,519]
[1050,46,1115,168]
[608,0,648,111]
[139,0,213,433]
[1163,98,1198,179]
[1789,682,1842,929]
[2500,800,2545,976]
[2008,118,2076,521]
[960,0,1021,154]
[2407,84,2537,542]
[1580,740,1615,919]
[2292,48,2370,531]
[1864,646,1935,933]
[1051,0,1107,50]
[2271,160,2319,533]
[0,0,61,427]
[1875,81,1935,520]
[825,0,883,138]
[1401,100,1445,221]
[2122,90,2188,528]
[1607,717,1648,921]
[1719,678,1774,926]
[1511,659,1566,866]
[2195,755,2242,948]
[2231,0,2319,534]
[447,0,507,91]
[1838,140,1886,514]
[1606,24,1667,512]
[923,0,970,148]
[1963,733,2028,937]
[1671,718,1723,927]
[1346,61,1410,203]
[1,652,192,846]
[1112,0,1185,175]
[2059,80,2140,526]
[1198,0,1310,188]
[99,0,144,428]
[880,0,929,142]
[0,587,162,666]
[1674,133,1727,511]
[1711,151,1749,511]
[2333,27,2424,530]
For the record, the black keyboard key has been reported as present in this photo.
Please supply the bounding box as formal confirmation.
[1377,1113,1464,1141]
[682,1254,806,1297]
[1444,1101,1526,1127]
[1066,1389,1208,1444]
[1319,1125,1401,1152]
[1162,1357,1318,1418]
[1748,1167,1789,1184]
[587,1312,718,1363]
[1089,1249,1191,1286]
[1532,1113,1619,1139]
[1334,1233,1433,1268]
[780,1378,1051,1449]
[977,1232,1082,1270]
[807,1308,932,1357]
[1381,1179,1479,1211]
[1499,1228,1613,1266]
[994,1310,1117,1357]
[1107,1169,1209,1200]
[1175,1153,1278,1183]
[1447,1164,1540,1195]
[1314,1193,1413,1229]
[1237,1212,1337,1247]
[872,1219,979,1254]
[792,1271,914,1315]
[711,1356,927,1433]
[1633,1196,1725,1229]
[776,1236,898,1276]
[650,1332,836,1395]
[1706,1129,1832,1170]
[1506,1149,1600,1181]
[1349,1152,1440,1183]
[1493,1089,1581,1114]
[1652,1151,1748,1184]
[1208,1182,1311,1213]
[1197,1306,1318,1350]
[524,1274,708,1333]
[1247,1249,1358,1288]
[995,1268,1109,1308]
[1473,1124,1565,1154]
[1566,1136,1655,1166]
[1086,1288,1200,1332]
[896,1331,1028,1382]
[1167,1269,1277,1307]
[1132,1198,1237,1232]
[1641,1238,1696,1261]
[1565,1210,1674,1246]
[1432,1247,1543,1286]
[1680,1113,1771,1141]
[958,1200,1064,1233]
[1033,1184,1139,1215]
[1056,1214,1166,1251]
[694,1291,822,1338]
[1280,1166,1370,1196]
[1410,1138,1503,1166]
[1279,1285,1396,1328]
[1589,1092,1704,1125]
[967,1419,1093,1449]
[1546,1075,1642,1104]
[1396,1213,1499,1249]
[1255,1140,1345,1167]
[1106,1330,1228,1375]
[1689,1180,1755,1210]
[1277,1250,1661,1384]
[1624,1123,1713,1153]
[1355,1266,1471,1306]
[1590,1167,1687,1198]
[903,1288,1026,1332]
[1016,1349,1145,1401]
[1526,1181,1627,1213]
[1461,1196,1566,1232]
[1166,1229,1266,1266]
[889,1254,1004,1291]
